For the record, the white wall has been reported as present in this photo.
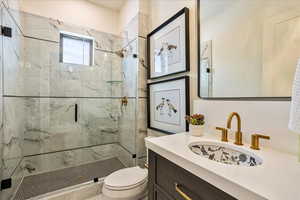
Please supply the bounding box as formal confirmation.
[118,0,139,34]
[194,100,298,155]
[19,0,119,35]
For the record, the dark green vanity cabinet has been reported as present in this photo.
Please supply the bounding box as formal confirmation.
[148,150,237,200]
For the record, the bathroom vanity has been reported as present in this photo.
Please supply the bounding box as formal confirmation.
[148,150,236,200]
[146,133,300,200]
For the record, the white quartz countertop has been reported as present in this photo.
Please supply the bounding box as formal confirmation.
[145,133,300,200]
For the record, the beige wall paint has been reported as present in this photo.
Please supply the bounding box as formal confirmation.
[194,100,297,155]
[19,0,120,35]
[149,0,198,110]
[118,0,139,34]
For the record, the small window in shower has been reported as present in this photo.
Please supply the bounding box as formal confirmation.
[59,31,94,66]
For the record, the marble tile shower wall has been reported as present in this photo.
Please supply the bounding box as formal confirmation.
[1,7,137,180]
[22,143,133,177]
[5,11,124,98]
[22,98,121,156]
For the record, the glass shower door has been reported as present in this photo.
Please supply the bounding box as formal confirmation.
[0,3,139,198]
[0,3,3,199]
[1,3,25,199]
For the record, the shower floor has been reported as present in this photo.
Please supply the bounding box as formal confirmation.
[14,158,124,200]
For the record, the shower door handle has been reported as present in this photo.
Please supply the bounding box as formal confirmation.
[1,26,12,38]
[75,104,78,122]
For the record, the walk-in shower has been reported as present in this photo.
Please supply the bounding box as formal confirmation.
[0,1,148,199]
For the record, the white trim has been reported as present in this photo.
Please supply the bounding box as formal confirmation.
[60,31,95,41]
[59,31,95,66]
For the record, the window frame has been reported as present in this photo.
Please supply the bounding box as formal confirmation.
[59,31,95,66]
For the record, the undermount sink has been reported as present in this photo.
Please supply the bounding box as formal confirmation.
[188,141,262,167]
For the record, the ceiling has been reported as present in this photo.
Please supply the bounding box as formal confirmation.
[88,0,126,10]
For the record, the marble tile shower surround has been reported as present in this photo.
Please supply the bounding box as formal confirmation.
[2,97,25,160]
[0,97,134,185]
[1,4,139,185]
[1,7,135,153]
[5,97,137,157]
[21,143,133,177]
[0,9,150,200]
[138,37,147,98]
[11,10,123,52]
[122,39,138,98]
[3,9,126,98]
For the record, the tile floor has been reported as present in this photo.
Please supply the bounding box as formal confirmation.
[15,158,124,200]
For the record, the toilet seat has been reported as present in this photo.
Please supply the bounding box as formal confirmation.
[105,178,147,191]
[102,167,148,200]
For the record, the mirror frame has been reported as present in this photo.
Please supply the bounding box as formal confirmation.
[196,0,291,101]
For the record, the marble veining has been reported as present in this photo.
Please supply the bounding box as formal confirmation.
[122,39,138,98]
[3,8,124,98]
[22,143,133,176]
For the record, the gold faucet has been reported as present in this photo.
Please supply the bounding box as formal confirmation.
[216,127,228,142]
[250,134,270,150]
[227,112,243,145]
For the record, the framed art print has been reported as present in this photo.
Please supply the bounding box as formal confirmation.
[147,76,190,134]
[147,7,190,79]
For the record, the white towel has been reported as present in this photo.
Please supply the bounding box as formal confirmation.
[289,59,300,133]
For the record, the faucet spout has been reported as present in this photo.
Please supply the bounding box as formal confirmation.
[227,112,243,145]
[227,112,241,131]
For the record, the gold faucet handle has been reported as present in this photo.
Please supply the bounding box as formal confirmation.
[216,127,228,142]
[250,134,270,150]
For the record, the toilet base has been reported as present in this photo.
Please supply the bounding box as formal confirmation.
[102,182,147,200]
[101,190,147,200]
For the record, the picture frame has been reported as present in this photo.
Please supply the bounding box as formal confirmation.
[147,76,190,134]
[147,7,190,79]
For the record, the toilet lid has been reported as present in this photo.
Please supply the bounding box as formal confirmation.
[104,167,148,190]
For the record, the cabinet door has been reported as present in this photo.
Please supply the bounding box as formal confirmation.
[155,187,174,200]
[149,150,237,200]
[156,192,170,200]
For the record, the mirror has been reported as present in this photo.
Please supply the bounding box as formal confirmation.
[198,0,300,99]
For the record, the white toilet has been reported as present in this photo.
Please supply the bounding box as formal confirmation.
[102,166,148,200]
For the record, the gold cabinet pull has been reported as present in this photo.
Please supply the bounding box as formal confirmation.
[175,183,192,200]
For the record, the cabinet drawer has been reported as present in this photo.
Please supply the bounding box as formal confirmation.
[153,151,236,200]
